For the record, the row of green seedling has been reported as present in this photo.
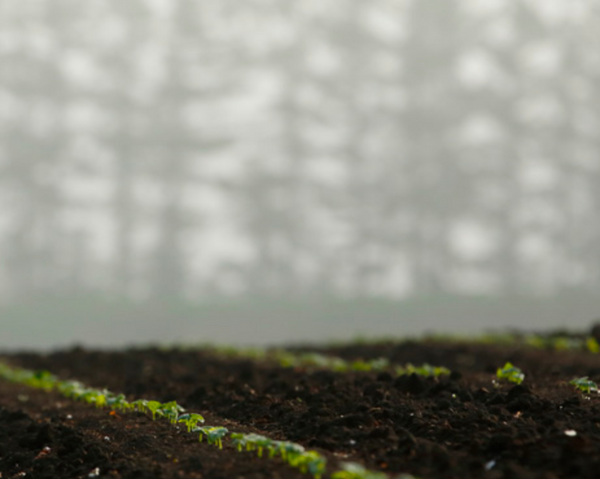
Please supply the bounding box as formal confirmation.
[333,462,420,479]
[231,433,326,478]
[0,362,323,476]
[201,346,450,378]
[427,333,600,354]
[0,361,412,479]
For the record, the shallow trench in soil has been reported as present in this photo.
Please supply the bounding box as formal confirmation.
[4,340,600,479]
[0,380,309,479]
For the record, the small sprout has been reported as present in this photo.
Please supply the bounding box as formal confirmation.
[350,358,390,372]
[26,371,57,391]
[351,360,373,372]
[106,394,129,411]
[80,389,106,407]
[570,377,598,394]
[230,433,324,477]
[277,352,298,368]
[552,337,575,351]
[301,353,331,368]
[248,434,274,457]
[93,389,112,409]
[369,358,391,371]
[230,432,266,454]
[231,433,246,452]
[278,441,305,461]
[396,363,450,378]
[178,413,205,432]
[130,399,148,413]
[289,450,326,479]
[159,401,185,424]
[193,426,228,448]
[332,462,389,479]
[145,401,164,420]
[57,381,85,399]
[525,335,547,349]
[496,362,525,385]
[587,337,600,354]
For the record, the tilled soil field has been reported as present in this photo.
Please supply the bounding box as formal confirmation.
[3,339,600,479]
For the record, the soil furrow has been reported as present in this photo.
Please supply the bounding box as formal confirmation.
[8,341,600,478]
[0,379,313,479]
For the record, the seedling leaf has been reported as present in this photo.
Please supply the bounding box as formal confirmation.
[496,362,525,385]
[570,377,598,394]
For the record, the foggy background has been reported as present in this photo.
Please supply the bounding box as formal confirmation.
[1,0,599,349]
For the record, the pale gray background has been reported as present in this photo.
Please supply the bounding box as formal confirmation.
[1,0,599,349]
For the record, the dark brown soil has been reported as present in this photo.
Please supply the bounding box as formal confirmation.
[0,381,308,479]
[3,339,600,479]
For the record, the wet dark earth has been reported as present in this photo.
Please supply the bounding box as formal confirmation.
[3,338,600,478]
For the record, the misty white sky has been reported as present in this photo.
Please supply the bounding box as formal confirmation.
[1,0,598,300]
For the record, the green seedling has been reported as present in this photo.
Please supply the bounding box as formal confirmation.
[145,401,164,420]
[277,441,305,461]
[369,358,391,371]
[351,359,379,372]
[231,432,265,453]
[230,433,245,452]
[57,380,86,398]
[240,433,273,457]
[350,358,390,372]
[332,462,388,479]
[159,401,185,424]
[289,450,326,479]
[0,368,58,391]
[106,394,129,411]
[525,335,547,349]
[79,389,103,406]
[300,353,330,368]
[25,371,57,391]
[396,363,450,378]
[570,377,598,394]
[214,345,267,360]
[552,337,573,351]
[130,399,148,414]
[193,426,228,448]
[496,362,525,385]
[271,350,392,374]
[266,441,284,458]
[178,413,205,432]
[230,433,325,477]
[277,352,298,368]
[586,337,600,354]
[2,360,331,479]
[255,435,276,458]
[329,358,351,372]
[93,390,111,408]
